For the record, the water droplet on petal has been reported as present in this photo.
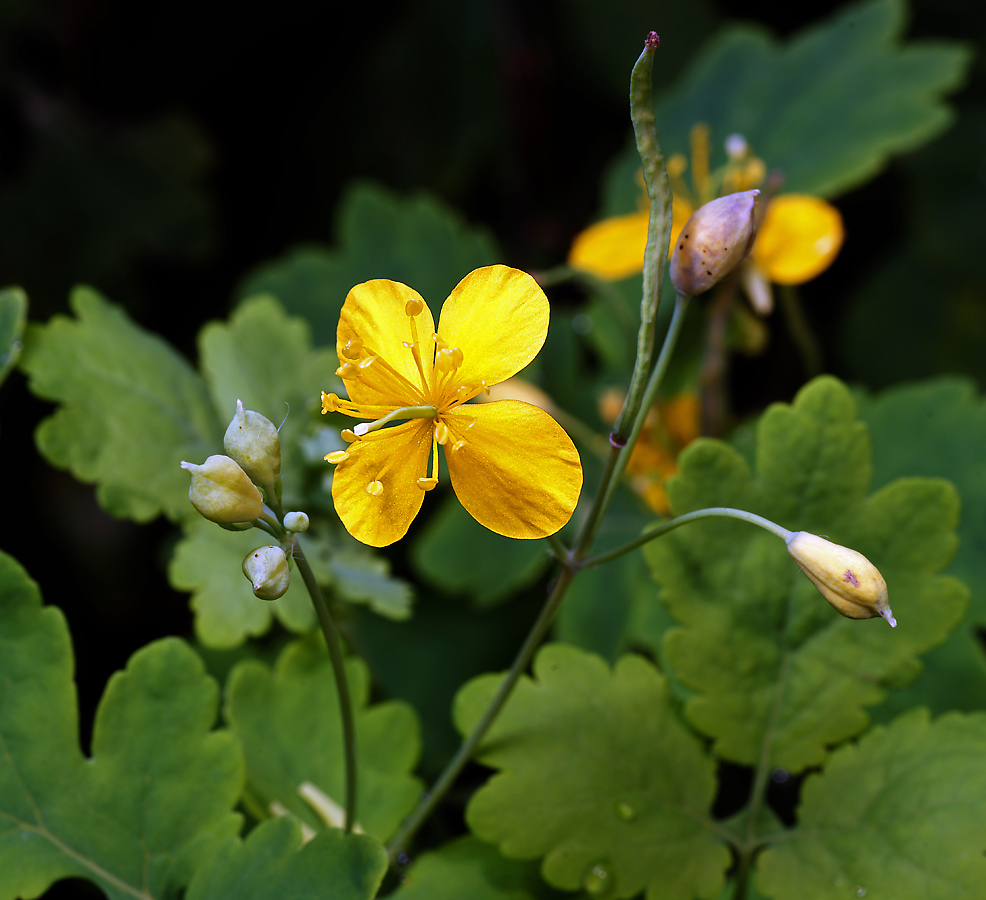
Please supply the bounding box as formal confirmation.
[365,480,384,496]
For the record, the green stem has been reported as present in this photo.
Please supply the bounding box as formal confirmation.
[614,32,672,444]
[293,539,358,834]
[778,284,822,377]
[582,507,792,569]
[385,563,578,863]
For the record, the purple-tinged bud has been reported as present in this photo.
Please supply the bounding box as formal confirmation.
[180,455,264,524]
[670,190,759,296]
[786,531,896,627]
[223,399,281,491]
[242,545,290,601]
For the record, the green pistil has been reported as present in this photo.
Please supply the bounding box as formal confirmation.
[352,405,438,437]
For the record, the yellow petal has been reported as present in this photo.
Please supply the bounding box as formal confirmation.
[568,210,650,281]
[567,196,694,282]
[436,266,549,390]
[331,419,433,547]
[337,279,436,407]
[751,194,844,285]
[443,401,582,538]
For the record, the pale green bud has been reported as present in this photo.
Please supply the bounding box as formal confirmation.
[180,455,264,524]
[242,545,291,601]
[283,511,310,533]
[224,399,281,490]
[786,531,896,627]
[670,190,759,296]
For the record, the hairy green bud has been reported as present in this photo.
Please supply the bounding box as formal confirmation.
[242,545,291,601]
[670,190,759,296]
[180,455,264,524]
[224,399,281,490]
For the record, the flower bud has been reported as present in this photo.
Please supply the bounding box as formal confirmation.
[786,531,896,627]
[180,455,264,524]
[283,511,310,533]
[670,190,759,296]
[223,399,281,490]
[242,545,291,601]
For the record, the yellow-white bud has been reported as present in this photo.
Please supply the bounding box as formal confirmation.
[670,190,759,296]
[223,399,281,490]
[786,531,896,627]
[283,511,310,533]
[242,545,290,601]
[180,455,264,524]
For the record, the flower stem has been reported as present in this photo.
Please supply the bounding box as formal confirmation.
[581,507,792,569]
[614,32,672,445]
[385,563,578,863]
[292,539,358,834]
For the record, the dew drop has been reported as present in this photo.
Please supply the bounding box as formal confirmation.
[616,800,636,821]
[582,860,614,897]
[855,887,866,898]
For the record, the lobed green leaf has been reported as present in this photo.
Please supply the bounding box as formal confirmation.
[756,709,986,899]
[224,636,424,842]
[0,550,243,900]
[19,286,221,522]
[645,376,967,772]
[455,644,730,900]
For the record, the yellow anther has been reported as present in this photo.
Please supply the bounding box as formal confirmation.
[436,348,456,375]
[416,477,439,491]
[325,450,349,464]
[357,355,376,370]
[455,385,473,402]
[666,154,687,179]
[449,440,466,452]
[321,391,339,413]
[340,428,358,443]
[450,347,464,367]
[365,480,384,496]
[435,421,449,444]
[405,298,424,317]
[336,362,359,380]
[342,338,363,359]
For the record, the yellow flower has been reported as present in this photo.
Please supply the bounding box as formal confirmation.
[567,127,844,310]
[321,265,584,548]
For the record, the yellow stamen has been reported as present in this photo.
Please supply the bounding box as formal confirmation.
[417,477,439,491]
[342,338,363,360]
[325,450,349,464]
[365,481,383,496]
[341,429,358,443]
[405,298,424,316]
[336,362,360,380]
[321,391,340,413]
[435,421,449,444]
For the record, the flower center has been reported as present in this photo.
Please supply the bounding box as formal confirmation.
[321,298,488,494]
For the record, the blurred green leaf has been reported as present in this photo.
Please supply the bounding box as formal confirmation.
[645,376,967,772]
[20,286,221,522]
[237,182,500,346]
[186,817,386,900]
[169,519,316,649]
[389,835,565,900]
[412,496,551,609]
[455,644,730,900]
[601,0,971,217]
[756,709,986,899]
[198,295,336,504]
[853,378,986,718]
[0,550,243,900]
[0,287,26,392]
[224,636,423,842]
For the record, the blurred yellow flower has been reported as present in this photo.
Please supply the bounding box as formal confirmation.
[321,265,583,547]
[567,126,844,311]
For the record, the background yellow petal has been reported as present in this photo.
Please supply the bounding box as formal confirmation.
[436,265,549,389]
[751,194,844,285]
[567,197,694,282]
[337,279,436,407]
[568,210,649,280]
[444,400,582,539]
[331,419,433,547]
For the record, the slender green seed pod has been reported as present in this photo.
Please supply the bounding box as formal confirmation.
[224,399,281,490]
[242,545,291,601]
[786,531,896,627]
[180,455,264,524]
[670,190,759,296]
